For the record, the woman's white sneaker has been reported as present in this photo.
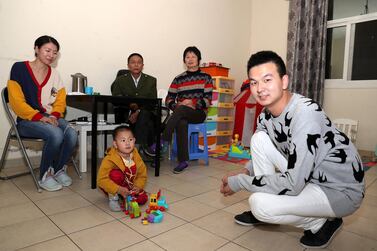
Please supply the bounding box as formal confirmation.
[38,175,63,191]
[55,166,72,187]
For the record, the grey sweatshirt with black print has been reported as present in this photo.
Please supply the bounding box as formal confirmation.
[228,94,364,217]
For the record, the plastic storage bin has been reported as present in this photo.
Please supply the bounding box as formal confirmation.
[200,66,229,77]
[216,121,233,136]
[213,77,234,91]
[211,92,219,106]
[206,122,217,136]
[216,135,232,150]
[199,136,216,151]
[218,92,233,103]
[207,107,234,121]
[207,107,218,121]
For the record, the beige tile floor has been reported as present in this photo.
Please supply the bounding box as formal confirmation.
[0,158,376,251]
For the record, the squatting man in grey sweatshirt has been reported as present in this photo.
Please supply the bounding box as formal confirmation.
[220,51,364,249]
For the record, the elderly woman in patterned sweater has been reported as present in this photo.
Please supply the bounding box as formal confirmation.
[163,46,213,173]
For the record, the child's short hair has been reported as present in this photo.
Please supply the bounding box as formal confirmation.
[112,125,134,139]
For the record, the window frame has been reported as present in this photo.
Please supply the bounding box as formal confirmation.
[325,12,377,89]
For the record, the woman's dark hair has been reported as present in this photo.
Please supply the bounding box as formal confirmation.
[34,35,60,57]
[112,125,134,139]
[183,46,201,63]
[127,53,144,63]
[247,50,286,78]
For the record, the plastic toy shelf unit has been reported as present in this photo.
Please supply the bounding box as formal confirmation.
[200,76,235,151]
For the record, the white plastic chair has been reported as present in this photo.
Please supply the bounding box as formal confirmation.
[333,118,358,144]
[158,89,170,124]
[158,89,168,103]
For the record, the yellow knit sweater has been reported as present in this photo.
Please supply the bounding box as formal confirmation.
[97,147,147,195]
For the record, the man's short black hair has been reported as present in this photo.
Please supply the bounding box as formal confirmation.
[112,125,134,139]
[127,53,143,63]
[183,46,201,63]
[247,51,287,78]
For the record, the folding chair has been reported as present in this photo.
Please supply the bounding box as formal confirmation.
[333,118,359,144]
[0,87,81,192]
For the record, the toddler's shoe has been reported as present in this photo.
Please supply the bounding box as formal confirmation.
[54,166,72,187]
[39,171,63,192]
[173,161,188,174]
[108,194,121,212]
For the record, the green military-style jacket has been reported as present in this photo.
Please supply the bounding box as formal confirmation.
[111,72,157,99]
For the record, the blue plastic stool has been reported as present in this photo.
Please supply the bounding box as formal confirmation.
[172,123,209,165]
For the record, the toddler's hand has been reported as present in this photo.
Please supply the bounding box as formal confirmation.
[117,186,130,198]
[131,186,141,194]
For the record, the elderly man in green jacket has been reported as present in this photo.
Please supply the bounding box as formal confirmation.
[111,53,157,154]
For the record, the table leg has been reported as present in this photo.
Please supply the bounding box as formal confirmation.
[79,127,87,172]
[155,99,162,176]
[91,100,98,189]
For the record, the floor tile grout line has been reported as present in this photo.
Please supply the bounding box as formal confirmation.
[343,215,377,241]
[10,179,84,250]
[13,235,83,251]
[189,214,255,242]
[115,216,190,244]
[365,176,377,189]
[64,218,119,236]
[341,227,377,242]
[10,174,131,250]
[214,240,254,251]
[115,237,168,251]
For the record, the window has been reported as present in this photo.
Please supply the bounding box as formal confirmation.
[328,0,377,20]
[326,0,377,88]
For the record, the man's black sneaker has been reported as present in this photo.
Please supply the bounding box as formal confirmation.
[234,211,264,226]
[300,218,343,249]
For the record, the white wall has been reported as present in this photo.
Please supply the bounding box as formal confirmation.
[0,0,252,158]
[323,88,377,151]
[249,0,289,60]
[0,0,252,92]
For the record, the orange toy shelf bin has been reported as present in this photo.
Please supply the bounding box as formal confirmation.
[200,66,229,77]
